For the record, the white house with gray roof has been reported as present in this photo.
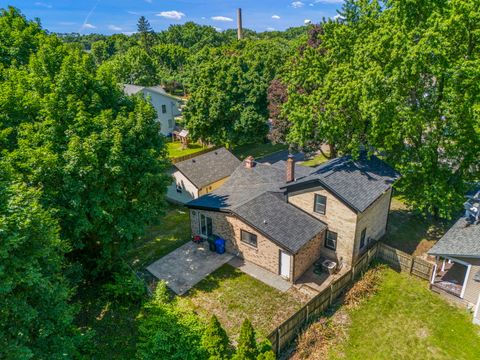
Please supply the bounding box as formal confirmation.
[428,190,480,324]
[187,152,399,283]
[123,84,181,135]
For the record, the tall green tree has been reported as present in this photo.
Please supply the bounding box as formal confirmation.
[184,39,292,147]
[137,16,154,52]
[284,0,480,218]
[0,164,80,359]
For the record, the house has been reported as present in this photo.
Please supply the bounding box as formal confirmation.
[186,153,399,282]
[166,148,241,204]
[428,190,480,324]
[123,84,182,135]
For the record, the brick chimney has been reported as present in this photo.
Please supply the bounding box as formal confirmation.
[286,155,295,182]
[245,155,255,169]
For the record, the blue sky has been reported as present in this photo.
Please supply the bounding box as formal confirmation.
[1,0,344,34]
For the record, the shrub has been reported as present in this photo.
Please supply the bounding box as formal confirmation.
[136,282,207,360]
[201,315,231,359]
[103,266,146,303]
[233,319,258,360]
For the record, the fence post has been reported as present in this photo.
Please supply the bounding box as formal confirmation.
[276,328,280,354]
[329,284,334,305]
[409,258,414,275]
[306,304,309,322]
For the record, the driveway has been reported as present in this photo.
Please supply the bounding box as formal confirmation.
[146,241,234,295]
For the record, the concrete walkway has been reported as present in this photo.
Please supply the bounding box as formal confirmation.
[228,257,292,292]
[147,242,234,295]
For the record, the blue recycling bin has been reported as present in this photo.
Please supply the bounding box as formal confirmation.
[215,238,226,254]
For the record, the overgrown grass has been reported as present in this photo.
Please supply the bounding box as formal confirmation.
[327,268,480,360]
[179,264,302,340]
[232,142,288,160]
[76,283,142,359]
[126,204,191,271]
[382,196,451,257]
[166,140,206,159]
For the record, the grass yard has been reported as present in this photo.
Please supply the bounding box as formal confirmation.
[300,152,330,167]
[232,142,288,160]
[126,204,191,271]
[166,140,207,159]
[179,264,302,340]
[382,196,452,257]
[326,268,480,360]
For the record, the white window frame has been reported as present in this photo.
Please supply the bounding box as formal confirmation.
[325,230,337,251]
[314,194,327,215]
[199,214,213,237]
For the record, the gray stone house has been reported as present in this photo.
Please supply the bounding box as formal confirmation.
[186,153,399,283]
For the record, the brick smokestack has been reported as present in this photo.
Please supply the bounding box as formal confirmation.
[245,155,255,169]
[237,8,243,40]
[286,155,295,182]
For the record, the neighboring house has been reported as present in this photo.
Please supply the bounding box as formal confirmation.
[123,84,182,135]
[428,190,480,324]
[186,153,399,282]
[166,148,241,204]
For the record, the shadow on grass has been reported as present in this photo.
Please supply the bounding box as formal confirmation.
[185,264,243,296]
[382,198,452,257]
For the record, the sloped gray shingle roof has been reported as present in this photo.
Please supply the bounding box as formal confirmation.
[428,218,480,258]
[286,153,400,212]
[235,192,327,253]
[175,148,241,189]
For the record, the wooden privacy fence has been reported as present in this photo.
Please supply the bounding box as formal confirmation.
[268,242,435,354]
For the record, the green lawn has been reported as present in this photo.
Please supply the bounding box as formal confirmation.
[382,196,451,257]
[300,152,330,167]
[327,268,480,359]
[179,264,302,340]
[232,142,288,160]
[166,140,207,159]
[126,204,191,271]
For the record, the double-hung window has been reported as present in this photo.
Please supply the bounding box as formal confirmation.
[200,214,213,237]
[314,194,327,215]
[161,104,167,114]
[241,230,257,248]
[325,230,337,250]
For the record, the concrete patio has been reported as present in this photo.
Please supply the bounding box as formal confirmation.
[146,241,234,295]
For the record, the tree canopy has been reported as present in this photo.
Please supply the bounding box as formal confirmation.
[283,0,480,218]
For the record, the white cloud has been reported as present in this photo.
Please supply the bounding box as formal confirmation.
[272,15,280,20]
[291,1,304,8]
[304,19,312,24]
[123,31,136,36]
[332,14,343,20]
[156,11,186,20]
[214,27,222,32]
[35,2,52,8]
[211,16,233,22]
[108,25,122,31]
[266,27,275,31]
[201,16,206,20]
[82,23,96,29]
[314,0,343,3]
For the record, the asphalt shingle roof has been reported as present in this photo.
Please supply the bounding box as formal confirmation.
[428,217,480,258]
[174,148,241,189]
[286,153,400,212]
[235,192,327,253]
[187,160,325,253]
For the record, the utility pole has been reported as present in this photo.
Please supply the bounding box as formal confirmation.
[237,8,243,40]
